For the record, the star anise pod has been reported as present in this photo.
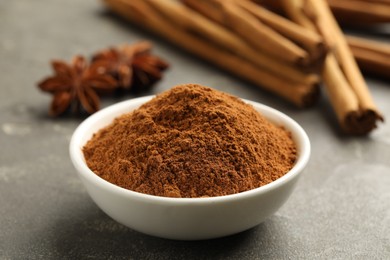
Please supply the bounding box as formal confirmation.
[92,41,169,91]
[38,55,117,116]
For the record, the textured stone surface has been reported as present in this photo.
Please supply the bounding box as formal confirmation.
[0,0,389,259]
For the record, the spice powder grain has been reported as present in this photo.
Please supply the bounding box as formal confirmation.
[83,84,297,198]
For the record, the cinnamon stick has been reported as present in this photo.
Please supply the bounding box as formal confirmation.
[182,0,223,24]
[328,0,390,24]
[282,0,383,134]
[347,35,390,80]
[147,0,318,86]
[236,0,327,62]
[104,0,319,107]
[217,0,311,67]
[310,0,379,111]
[186,0,389,79]
[182,0,329,75]
[184,0,326,68]
[258,0,390,25]
[281,0,336,49]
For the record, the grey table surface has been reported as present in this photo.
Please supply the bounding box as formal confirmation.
[1,0,390,259]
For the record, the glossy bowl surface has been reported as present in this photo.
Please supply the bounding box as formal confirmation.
[70,96,310,240]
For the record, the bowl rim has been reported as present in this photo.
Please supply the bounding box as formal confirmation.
[69,96,310,204]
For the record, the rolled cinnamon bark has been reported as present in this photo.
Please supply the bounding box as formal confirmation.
[282,0,383,134]
[103,0,319,107]
[347,36,390,80]
[183,0,327,69]
[218,1,311,67]
[236,0,327,62]
[147,0,318,85]
[328,0,390,24]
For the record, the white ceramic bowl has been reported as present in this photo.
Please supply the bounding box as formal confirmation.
[70,96,310,240]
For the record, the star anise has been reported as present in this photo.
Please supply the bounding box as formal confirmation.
[38,55,117,116]
[91,41,169,91]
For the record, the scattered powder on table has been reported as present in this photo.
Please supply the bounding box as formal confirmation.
[83,84,297,198]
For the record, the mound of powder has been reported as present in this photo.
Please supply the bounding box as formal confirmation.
[83,84,297,198]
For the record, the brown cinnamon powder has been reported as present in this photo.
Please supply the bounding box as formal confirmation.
[83,84,297,198]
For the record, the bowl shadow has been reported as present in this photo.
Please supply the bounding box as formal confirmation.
[51,206,279,259]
